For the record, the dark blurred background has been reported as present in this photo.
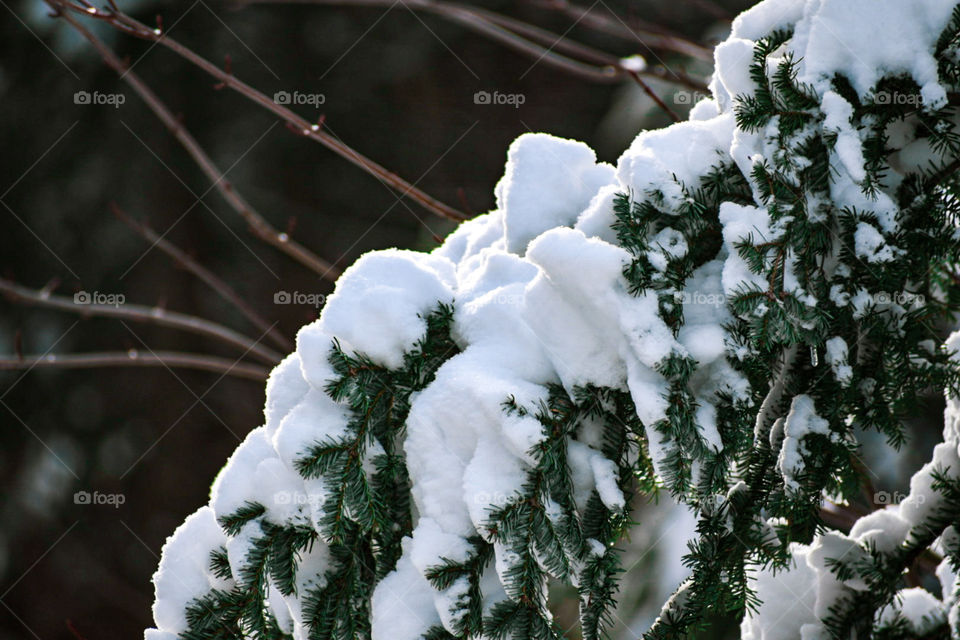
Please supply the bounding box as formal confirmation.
[0,0,812,637]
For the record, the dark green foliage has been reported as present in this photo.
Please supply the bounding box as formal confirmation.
[424,536,494,637]
[734,30,817,134]
[181,306,460,640]
[645,19,960,640]
[182,545,294,640]
[301,529,376,640]
[480,386,647,640]
[218,502,266,537]
[296,305,460,638]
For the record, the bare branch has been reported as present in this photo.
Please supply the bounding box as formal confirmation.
[0,351,269,380]
[53,9,342,281]
[237,0,709,91]
[112,204,294,352]
[530,0,714,62]
[259,0,621,83]
[47,0,468,223]
[0,278,282,365]
[625,70,681,122]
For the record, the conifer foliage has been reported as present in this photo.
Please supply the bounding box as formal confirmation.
[148,1,960,639]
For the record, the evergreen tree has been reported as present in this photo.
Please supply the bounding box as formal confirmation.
[146,1,960,639]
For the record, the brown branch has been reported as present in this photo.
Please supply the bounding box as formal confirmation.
[240,0,619,82]
[111,204,294,352]
[53,9,342,281]
[0,278,282,365]
[0,351,269,380]
[528,0,714,62]
[47,0,468,223]
[626,70,680,122]
[234,0,708,91]
[819,502,860,532]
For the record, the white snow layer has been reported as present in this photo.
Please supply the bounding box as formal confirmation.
[743,373,960,640]
[148,0,960,638]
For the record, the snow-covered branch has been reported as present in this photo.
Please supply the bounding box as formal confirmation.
[141,0,960,639]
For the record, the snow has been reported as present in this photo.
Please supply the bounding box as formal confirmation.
[821,91,866,184]
[495,133,615,255]
[777,395,833,492]
[617,115,735,208]
[877,587,944,632]
[788,0,956,107]
[848,507,910,553]
[263,353,311,434]
[150,506,231,635]
[590,454,625,511]
[575,184,623,245]
[371,539,438,640]
[740,543,818,640]
[712,38,757,111]
[620,55,647,72]
[730,0,805,41]
[854,222,898,263]
[823,337,853,386]
[317,249,456,369]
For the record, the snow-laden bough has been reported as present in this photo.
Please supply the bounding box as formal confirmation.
[147,0,960,638]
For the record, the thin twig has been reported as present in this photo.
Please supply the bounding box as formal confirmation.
[529,0,714,62]
[626,70,680,121]
[243,0,617,82]
[48,0,468,223]
[111,204,294,352]
[686,0,731,21]
[0,278,282,365]
[234,0,708,91]
[54,9,342,281]
[0,351,269,380]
